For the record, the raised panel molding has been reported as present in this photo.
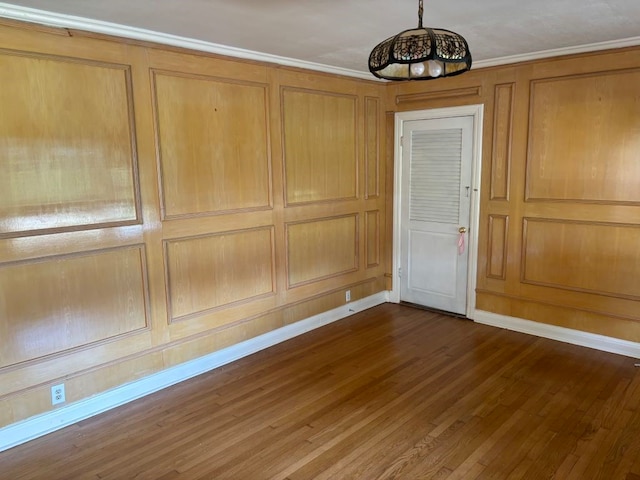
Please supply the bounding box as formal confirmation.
[490,83,514,200]
[366,210,381,268]
[522,218,640,301]
[164,227,276,322]
[526,69,640,204]
[487,214,509,280]
[0,49,141,238]
[281,87,358,205]
[287,214,359,287]
[395,86,482,106]
[365,96,380,199]
[0,245,149,369]
[0,18,392,436]
[152,70,272,219]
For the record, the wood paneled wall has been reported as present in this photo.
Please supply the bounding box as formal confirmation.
[0,21,387,427]
[389,45,640,343]
[2,15,638,431]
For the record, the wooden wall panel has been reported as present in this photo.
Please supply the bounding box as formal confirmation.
[390,46,640,341]
[165,227,275,321]
[487,214,509,280]
[153,71,271,218]
[287,215,358,287]
[384,111,395,290]
[527,70,640,203]
[523,219,640,299]
[490,83,514,200]
[0,51,139,237]
[282,88,357,205]
[0,246,148,368]
[5,14,640,436]
[0,19,390,430]
[475,291,640,342]
[395,86,482,108]
[366,210,380,268]
[365,96,380,199]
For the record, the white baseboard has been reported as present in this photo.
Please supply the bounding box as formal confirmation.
[473,309,640,359]
[0,291,389,453]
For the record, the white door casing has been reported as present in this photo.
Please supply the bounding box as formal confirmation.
[390,105,483,318]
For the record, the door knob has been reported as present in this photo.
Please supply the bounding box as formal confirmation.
[459,227,467,234]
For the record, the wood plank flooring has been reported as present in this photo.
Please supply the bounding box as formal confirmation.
[2,303,640,479]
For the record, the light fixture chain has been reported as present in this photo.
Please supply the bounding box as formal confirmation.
[418,0,424,28]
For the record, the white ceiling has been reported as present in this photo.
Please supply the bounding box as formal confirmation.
[2,0,640,77]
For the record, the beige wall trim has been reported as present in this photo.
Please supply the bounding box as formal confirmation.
[0,291,389,453]
[473,309,640,359]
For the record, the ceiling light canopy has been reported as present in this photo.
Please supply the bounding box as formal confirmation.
[369,0,472,81]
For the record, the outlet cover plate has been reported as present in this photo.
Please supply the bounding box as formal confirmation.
[51,384,66,405]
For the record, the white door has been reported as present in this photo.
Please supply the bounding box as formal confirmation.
[399,115,474,315]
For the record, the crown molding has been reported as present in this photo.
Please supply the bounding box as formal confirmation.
[0,4,639,82]
[0,2,376,80]
[472,36,640,69]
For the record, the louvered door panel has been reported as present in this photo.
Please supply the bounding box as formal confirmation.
[409,129,463,225]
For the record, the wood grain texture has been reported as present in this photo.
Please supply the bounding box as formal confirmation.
[527,70,640,203]
[282,88,357,205]
[522,218,640,300]
[490,83,514,201]
[153,71,271,218]
[165,227,275,321]
[487,214,509,280]
[0,50,139,237]
[395,86,482,106]
[2,304,639,480]
[287,215,358,287]
[475,290,640,342]
[3,14,635,447]
[0,246,148,368]
[458,51,640,340]
[365,96,380,199]
[366,210,380,268]
[0,20,390,430]
[384,111,395,290]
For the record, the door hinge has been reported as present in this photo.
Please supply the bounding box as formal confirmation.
[398,267,402,278]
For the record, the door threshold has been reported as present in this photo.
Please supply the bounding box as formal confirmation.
[399,301,470,320]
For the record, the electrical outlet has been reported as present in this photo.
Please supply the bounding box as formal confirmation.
[51,383,66,405]
[346,290,351,302]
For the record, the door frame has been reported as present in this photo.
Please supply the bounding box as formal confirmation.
[390,104,484,319]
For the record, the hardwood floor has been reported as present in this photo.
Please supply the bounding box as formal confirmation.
[2,303,640,479]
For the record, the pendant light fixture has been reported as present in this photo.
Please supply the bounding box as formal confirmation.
[368,0,472,81]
